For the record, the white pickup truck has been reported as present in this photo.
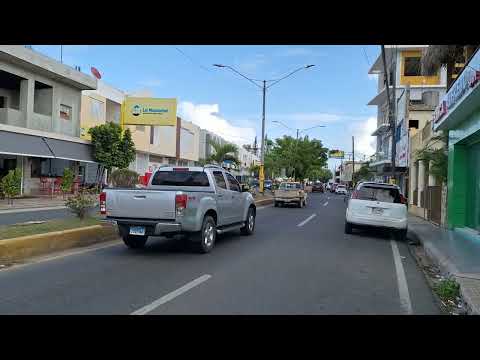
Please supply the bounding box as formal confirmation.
[100,165,256,253]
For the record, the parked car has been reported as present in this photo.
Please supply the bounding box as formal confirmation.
[335,184,348,195]
[312,182,324,193]
[264,180,273,190]
[274,182,308,208]
[345,181,407,241]
[101,165,256,253]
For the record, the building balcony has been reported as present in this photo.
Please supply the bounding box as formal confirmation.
[371,121,390,136]
[369,152,391,167]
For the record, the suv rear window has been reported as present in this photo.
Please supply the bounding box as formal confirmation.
[356,185,401,203]
[151,171,210,186]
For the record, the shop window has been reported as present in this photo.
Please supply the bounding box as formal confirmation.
[409,120,419,129]
[31,158,43,178]
[404,57,421,77]
[60,104,72,120]
[89,98,104,123]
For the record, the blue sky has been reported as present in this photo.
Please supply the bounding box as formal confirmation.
[33,45,380,171]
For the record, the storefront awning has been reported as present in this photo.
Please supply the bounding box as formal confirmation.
[0,130,55,158]
[0,130,96,163]
[43,138,96,163]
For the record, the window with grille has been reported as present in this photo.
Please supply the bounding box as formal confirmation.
[404,57,421,76]
[60,104,72,120]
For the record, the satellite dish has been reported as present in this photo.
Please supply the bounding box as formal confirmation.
[91,67,102,79]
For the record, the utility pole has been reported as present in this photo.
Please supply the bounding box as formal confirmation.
[381,45,396,184]
[352,136,355,187]
[259,80,266,192]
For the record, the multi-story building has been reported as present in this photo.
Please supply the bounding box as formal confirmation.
[80,82,201,178]
[0,45,97,195]
[339,161,365,186]
[367,45,447,195]
[432,47,480,233]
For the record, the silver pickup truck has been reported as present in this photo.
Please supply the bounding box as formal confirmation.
[100,165,256,253]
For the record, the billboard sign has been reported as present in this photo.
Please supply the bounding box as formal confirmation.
[122,97,177,126]
[329,149,345,159]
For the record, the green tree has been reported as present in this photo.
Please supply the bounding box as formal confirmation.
[206,139,240,166]
[415,133,448,184]
[308,167,332,183]
[353,163,375,183]
[110,169,139,188]
[0,169,22,205]
[60,168,75,198]
[88,122,136,183]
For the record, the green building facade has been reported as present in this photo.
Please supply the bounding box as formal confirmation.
[434,49,480,232]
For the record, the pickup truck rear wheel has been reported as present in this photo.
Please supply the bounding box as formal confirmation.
[241,207,255,235]
[123,235,148,249]
[191,216,216,254]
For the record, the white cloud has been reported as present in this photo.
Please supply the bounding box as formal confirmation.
[235,54,268,74]
[269,112,365,125]
[179,102,256,146]
[350,117,377,158]
[137,79,163,87]
[127,88,154,97]
[276,47,323,57]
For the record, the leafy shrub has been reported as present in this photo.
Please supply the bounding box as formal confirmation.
[110,169,139,188]
[434,278,460,302]
[65,191,95,219]
[60,168,75,195]
[1,169,22,205]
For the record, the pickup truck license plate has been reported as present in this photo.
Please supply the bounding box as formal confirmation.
[129,226,146,236]
[372,208,384,215]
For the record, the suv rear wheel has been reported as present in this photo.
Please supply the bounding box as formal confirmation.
[191,215,216,253]
[344,222,353,234]
[395,229,407,242]
[241,207,255,235]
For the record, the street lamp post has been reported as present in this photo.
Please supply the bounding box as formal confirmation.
[272,120,326,180]
[213,64,315,193]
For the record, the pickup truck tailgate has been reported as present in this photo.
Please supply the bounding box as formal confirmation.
[106,189,176,219]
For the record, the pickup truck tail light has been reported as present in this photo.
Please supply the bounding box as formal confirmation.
[100,192,106,214]
[350,190,359,199]
[175,194,188,216]
[399,194,407,205]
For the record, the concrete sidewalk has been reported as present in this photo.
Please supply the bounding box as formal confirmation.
[0,197,67,214]
[408,215,480,315]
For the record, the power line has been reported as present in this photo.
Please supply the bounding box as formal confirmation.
[172,46,213,74]
[362,46,371,66]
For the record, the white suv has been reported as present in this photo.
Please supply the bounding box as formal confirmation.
[335,185,348,195]
[345,182,407,241]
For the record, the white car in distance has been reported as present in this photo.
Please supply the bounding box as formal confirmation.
[335,185,348,195]
[345,182,408,241]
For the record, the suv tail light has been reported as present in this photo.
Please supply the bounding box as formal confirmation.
[175,193,188,216]
[350,190,359,199]
[99,192,106,214]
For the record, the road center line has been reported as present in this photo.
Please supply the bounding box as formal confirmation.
[390,240,413,315]
[131,274,212,315]
[323,201,329,206]
[297,214,316,227]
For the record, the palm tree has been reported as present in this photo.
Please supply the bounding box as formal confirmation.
[206,139,240,166]
[421,45,478,88]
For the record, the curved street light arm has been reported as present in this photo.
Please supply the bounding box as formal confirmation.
[266,65,315,89]
[299,125,326,133]
[215,64,263,89]
[272,120,294,132]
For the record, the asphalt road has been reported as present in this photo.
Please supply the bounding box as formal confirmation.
[0,193,439,314]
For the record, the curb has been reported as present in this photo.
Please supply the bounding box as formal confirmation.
[0,224,118,264]
[407,227,479,315]
[254,198,274,206]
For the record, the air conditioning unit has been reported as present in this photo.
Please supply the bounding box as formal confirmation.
[422,91,439,107]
